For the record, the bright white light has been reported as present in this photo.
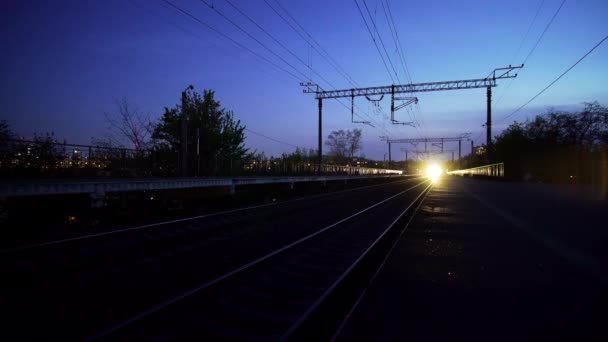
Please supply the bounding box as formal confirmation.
[425,164,443,183]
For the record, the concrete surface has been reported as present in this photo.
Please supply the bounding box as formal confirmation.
[336,176,607,342]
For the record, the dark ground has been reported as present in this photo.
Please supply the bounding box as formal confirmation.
[2,175,606,341]
[0,177,401,249]
[2,177,423,340]
[336,176,608,341]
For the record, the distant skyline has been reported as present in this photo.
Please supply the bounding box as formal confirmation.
[2,0,607,160]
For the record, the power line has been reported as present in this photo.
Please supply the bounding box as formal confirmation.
[380,0,429,138]
[221,0,312,76]
[361,0,400,83]
[128,0,205,45]
[220,0,380,132]
[353,0,395,84]
[522,0,567,65]
[209,0,398,138]
[261,0,396,136]
[480,0,564,142]
[164,0,392,138]
[159,0,302,82]
[216,0,356,99]
[378,0,425,139]
[130,0,301,85]
[512,0,546,64]
[382,0,413,84]
[137,0,395,148]
[353,0,414,137]
[493,0,545,108]
[499,33,608,123]
[263,0,359,88]
[245,128,309,150]
[199,0,310,82]
[268,0,360,88]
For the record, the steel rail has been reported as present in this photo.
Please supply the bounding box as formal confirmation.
[330,182,430,341]
[2,177,422,253]
[283,182,432,340]
[87,179,430,340]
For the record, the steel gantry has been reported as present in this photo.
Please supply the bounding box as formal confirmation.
[301,65,522,172]
[381,134,470,167]
[403,149,458,161]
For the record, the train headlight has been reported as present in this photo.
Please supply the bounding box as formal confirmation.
[425,164,443,183]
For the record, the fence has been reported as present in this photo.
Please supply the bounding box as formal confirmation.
[238,160,401,176]
[0,139,177,178]
[0,139,402,178]
[447,162,504,177]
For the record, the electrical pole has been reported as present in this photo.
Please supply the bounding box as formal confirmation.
[300,66,521,170]
[196,128,200,177]
[180,85,193,178]
[318,97,322,174]
[458,140,462,168]
[486,86,492,162]
[458,140,462,160]
[388,142,392,168]
[471,140,474,156]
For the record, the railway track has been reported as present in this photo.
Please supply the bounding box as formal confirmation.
[2,177,431,340]
[93,180,432,340]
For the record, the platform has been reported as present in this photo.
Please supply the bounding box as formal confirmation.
[336,176,607,341]
[0,174,406,198]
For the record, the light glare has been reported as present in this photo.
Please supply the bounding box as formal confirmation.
[425,164,443,183]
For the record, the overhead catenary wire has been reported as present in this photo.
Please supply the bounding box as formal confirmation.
[381,0,413,84]
[498,33,608,123]
[261,0,396,136]
[266,0,405,138]
[221,0,314,78]
[353,0,396,84]
[512,0,546,64]
[493,0,546,108]
[378,0,425,140]
[168,0,397,140]
[220,0,392,135]
[167,0,391,138]
[352,0,415,138]
[477,0,566,143]
[522,0,567,65]
[217,0,355,102]
[380,0,428,138]
[267,0,360,88]
[199,0,311,82]
[361,0,401,84]
[128,0,207,46]
[245,128,311,150]
[159,0,302,82]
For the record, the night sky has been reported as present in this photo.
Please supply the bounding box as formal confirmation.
[2,0,607,159]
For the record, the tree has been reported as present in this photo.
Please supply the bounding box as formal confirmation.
[0,120,13,141]
[0,120,15,150]
[104,98,152,152]
[494,102,608,182]
[347,128,363,158]
[0,120,15,167]
[28,132,65,170]
[325,128,363,164]
[151,89,247,176]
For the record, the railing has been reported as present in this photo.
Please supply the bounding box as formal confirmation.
[243,162,402,176]
[447,162,504,177]
[0,139,177,178]
[0,139,402,178]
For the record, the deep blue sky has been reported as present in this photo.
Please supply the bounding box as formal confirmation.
[2,0,607,160]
